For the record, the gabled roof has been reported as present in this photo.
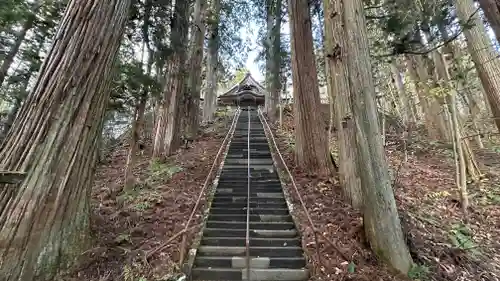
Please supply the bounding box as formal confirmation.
[219,72,265,98]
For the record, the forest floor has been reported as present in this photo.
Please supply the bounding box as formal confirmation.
[63,109,500,281]
[62,114,233,281]
[272,110,500,281]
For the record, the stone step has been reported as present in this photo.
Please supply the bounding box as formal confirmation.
[215,187,284,194]
[222,164,275,170]
[218,175,279,181]
[216,182,282,188]
[197,246,303,257]
[210,202,288,209]
[218,171,278,177]
[194,256,306,269]
[206,221,294,230]
[203,228,297,238]
[217,178,280,183]
[214,191,284,198]
[220,167,276,172]
[211,197,286,205]
[227,144,269,149]
[218,177,280,183]
[201,236,301,247]
[207,213,292,223]
[224,155,272,160]
[225,154,273,159]
[191,267,309,281]
[227,147,269,151]
[217,184,282,190]
[226,148,270,152]
[222,161,273,166]
[209,207,289,215]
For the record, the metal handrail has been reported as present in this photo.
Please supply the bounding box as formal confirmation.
[246,106,251,281]
[178,107,241,265]
[256,108,349,263]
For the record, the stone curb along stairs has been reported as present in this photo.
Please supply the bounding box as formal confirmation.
[188,108,309,281]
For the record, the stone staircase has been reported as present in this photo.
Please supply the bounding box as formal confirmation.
[190,108,309,281]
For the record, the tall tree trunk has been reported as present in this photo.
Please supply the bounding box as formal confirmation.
[124,94,147,190]
[0,1,130,280]
[456,0,500,132]
[162,0,190,155]
[153,0,190,158]
[478,0,500,43]
[288,0,334,176]
[265,0,282,120]
[0,14,35,87]
[202,0,221,122]
[125,0,152,189]
[323,0,362,208]
[436,43,482,181]
[265,0,273,113]
[342,0,413,273]
[184,0,206,138]
[408,53,450,140]
[450,85,469,215]
[390,60,414,125]
[268,0,282,120]
[152,64,173,159]
[439,23,485,148]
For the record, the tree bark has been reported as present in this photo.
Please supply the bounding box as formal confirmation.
[153,64,173,159]
[323,0,362,208]
[407,53,450,140]
[153,0,190,158]
[162,0,190,155]
[124,93,147,190]
[439,23,485,148]
[202,0,221,122]
[184,0,206,138]
[456,0,500,132]
[478,0,500,43]
[343,0,413,273]
[390,60,415,125]
[265,0,273,113]
[265,0,282,120]
[288,0,334,176]
[125,0,152,190]
[269,0,282,120]
[0,1,130,280]
[0,13,35,87]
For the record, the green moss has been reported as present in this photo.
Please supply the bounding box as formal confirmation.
[408,264,430,280]
[148,159,183,183]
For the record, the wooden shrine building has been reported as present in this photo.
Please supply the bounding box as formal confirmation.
[217,72,266,107]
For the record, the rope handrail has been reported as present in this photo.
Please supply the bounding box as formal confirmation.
[178,107,241,265]
[256,108,349,263]
[245,107,251,280]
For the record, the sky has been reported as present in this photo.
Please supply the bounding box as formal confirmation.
[245,48,263,82]
[241,18,290,83]
[242,23,264,82]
